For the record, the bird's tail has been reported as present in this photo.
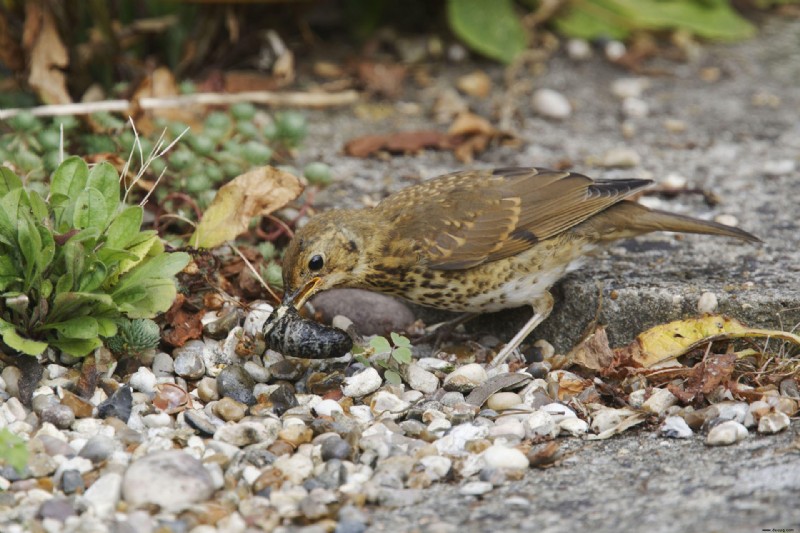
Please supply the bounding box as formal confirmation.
[585,201,761,243]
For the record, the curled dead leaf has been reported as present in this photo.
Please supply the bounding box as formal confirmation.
[566,326,614,371]
[190,166,303,249]
[24,2,70,105]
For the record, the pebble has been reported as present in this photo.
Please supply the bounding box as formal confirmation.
[343,367,382,398]
[243,302,273,336]
[757,411,790,434]
[129,367,157,395]
[173,346,206,380]
[744,400,770,427]
[312,289,415,336]
[244,361,271,383]
[532,89,572,120]
[483,445,529,470]
[559,417,589,437]
[320,436,353,461]
[84,472,122,517]
[540,403,577,423]
[1,366,21,398]
[216,364,256,405]
[621,97,649,118]
[642,388,678,415]
[443,364,487,393]
[604,40,626,61]
[590,407,637,434]
[58,389,94,418]
[486,392,522,411]
[122,450,215,508]
[151,352,174,377]
[196,377,219,403]
[459,480,493,496]
[697,292,719,314]
[763,159,796,176]
[40,404,75,429]
[524,410,558,439]
[78,435,116,463]
[566,38,592,60]
[211,397,247,422]
[611,77,650,99]
[660,416,693,439]
[710,401,748,424]
[97,385,132,422]
[215,419,280,447]
[60,469,84,494]
[714,214,739,228]
[706,420,748,446]
[371,391,411,416]
[313,399,344,417]
[456,71,492,99]
[405,364,439,394]
[601,147,641,168]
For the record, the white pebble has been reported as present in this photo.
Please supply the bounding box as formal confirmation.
[697,292,718,314]
[660,416,693,439]
[601,147,641,168]
[405,364,440,395]
[243,302,273,337]
[662,172,688,190]
[83,472,122,518]
[559,417,589,437]
[420,455,452,480]
[459,481,494,496]
[566,39,592,60]
[605,41,626,61]
[622,97,649,118]
[590,408,638,434]
[524,410,558,439]
[643,388,678,415]
[313,399,343,417]
[706,420,748,446]
[744,400,770,427]
[343,367,382,398]
[757,411,790,434]
[443,363,487,391]
[540,403,577,423]
[129,367,157,395]
[489,419,526,440]
[434,423,489,455]
[763,159,796,176]
[628,389,646,408]
[532,89,572,120]
[611,77,650,99]
[486,392,523,411]
[483,445,529,470]
[274,453,314,484]
[714,214,739,228]
[370,391,411,416]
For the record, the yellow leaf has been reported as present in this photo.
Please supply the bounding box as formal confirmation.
[190,166,303,249]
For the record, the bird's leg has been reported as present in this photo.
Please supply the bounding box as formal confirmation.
[489,292,555,368]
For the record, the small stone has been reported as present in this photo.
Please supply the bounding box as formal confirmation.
[196,377,219,403]
[566,38,592,60]
[483,445,529,470]
[604,40,626,61]
[274,453,314,485]
[37,497,76,521]
[343,367,382,398]
[184,409,218,436]
[486,392,522,412]
[320,436,353,461]
[757,411,790,434]
[622,97,649,118]
[532,89,572,120]
[763,159,796,176]
[243,302,274,337]
[419,455,451,480]
[660,416,693,439]
[151,352,174,378]
[243,361,270,383]
[540,403,577,423]
[97,385,132,422]
[312,289,415,336]
[214,420,280,447]
[79,435,116,463]
[211,397,247,422]
[459,481,493,496]
[434,423,489,455]
[57,389,93,418]
[590,407,637,434]
[313,399,343,417]
[123,450,215,508]
[744,400,771,427]
[524,410,557,439]
[697,292,718,314]
[559,417,589,436]
[173,347,206,380]
[203,306,240,339]
[405,364,439,395]
[706,420,748,446]
[268,360,303,381]
[84,472,122,517]
[129,367,157,395]
[1,366,21,398]
[601,147,641,168]
[611,77,650,99]
[489,418,525,440]
[216,364,256,406]
[642,388,677,415]
[278,424,314,447]
[714,214,739,228]
[456,71,492,99]
[40,404,75,429]
[443,363,487,393]
[61,469,84,494]
[710,401,748,424]
[31,393,59,415]
[370,391,410,416]
[663,118,687,133]
[143,411,172,428]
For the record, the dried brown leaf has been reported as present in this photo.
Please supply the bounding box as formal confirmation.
[24,2,70,105]
[344,131,451,158]
[567,326,615,372]
[163,294,205,347]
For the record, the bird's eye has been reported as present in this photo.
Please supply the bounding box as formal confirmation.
[308,254,324,271]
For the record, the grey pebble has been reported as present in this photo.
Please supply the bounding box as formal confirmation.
[269,360,303,381]
[320,436,353,461]
[184,409,218,436]
[311,288,415,336]
[97,385,133,422]
[31,393,60,415]
[40,404,75,430]
[216,365,256,405]
[78,435,116,463]
[122,450,215,508]
[37,497,76,521]
[173,346,206,380]
[151,352,174,378]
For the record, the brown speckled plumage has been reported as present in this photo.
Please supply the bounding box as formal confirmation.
[281,167,759,365]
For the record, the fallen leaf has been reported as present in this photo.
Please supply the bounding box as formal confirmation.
[190,166,303,249]
[667,353,736,405]
[527,441,563,469]
[24,2,71,104]
[162,294,205,347]
[131,67,202,135]
[224,70,282,93]
[344,131,452,158]
[567,326,615,371]
[587,412,647,440]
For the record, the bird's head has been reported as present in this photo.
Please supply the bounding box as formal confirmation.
[281,209,370,309]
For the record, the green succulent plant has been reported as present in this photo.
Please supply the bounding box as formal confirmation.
[106,318,162,356]
[0,156,189,357]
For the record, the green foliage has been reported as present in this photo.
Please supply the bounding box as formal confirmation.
[354,332,414,385]
[0,428,29,474]
[447,0,528,63]
[554,0,755,42]
[107,318,161,356]
[0,157,189,357]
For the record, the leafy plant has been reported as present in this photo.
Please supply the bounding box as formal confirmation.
[106,318,162,356]
[447,0,528,63]
[0,428,29,474]
[0,156,189,357]
[354,332,413,385]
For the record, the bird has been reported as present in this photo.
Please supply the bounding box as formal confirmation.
[280,167,759,367]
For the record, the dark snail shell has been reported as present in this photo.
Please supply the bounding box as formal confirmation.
[263,305,353,359]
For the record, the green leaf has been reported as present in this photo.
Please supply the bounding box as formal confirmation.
[554,0,630,40]
[392,346,412,365]
[447,0,527,63]
[0,188,30,232]
[384,370,402,385]
[49,337,102,357]
[87,162,121,220]
[0,428,29,474]
[96,317,118,337]
[62,240,85,292]
[390,332,411,347]
[0,256,18,277]
[0,318,48,356]
[0,167,23,197]
[113,252,189,295]
[27,190,48,222]
[116,280,178,318]
[17,212,42,286]
[50,156,88,199]
[105,205,143,250]
[36,223,55,276]
[42,316,99,339]
[48,292,114,324]
[78,261,107,292]
[369,336,392,355]
[612,0,755,41]
[73,188,108,231]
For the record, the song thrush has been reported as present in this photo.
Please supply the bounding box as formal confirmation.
[281,167,759,366]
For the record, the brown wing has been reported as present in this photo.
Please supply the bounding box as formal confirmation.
[381,167,652,270]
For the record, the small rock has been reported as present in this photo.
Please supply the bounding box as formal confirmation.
[486,392,522,411]
[420,455,451,480]
[540,403,577,423]
[151,352,174,378]
[757,411,790,434]
[58,389,94,418]
[489,418,525,440]
[456,71,492,99]
[216,365,256,406]
[97,385,132,422]
[434,423,489,455]
[243,302,274,337]
[443,363,487,393]
[269,384,299,416]
[663,118,687,133]
[611,77,650,99]
[370,391,411,416]
[320,436,353,461]
[532,89,572,120]
[184,409,218,436]
[622,97,649,118]
[211,397,247,422]
[129,367,157,395]
[312,289,415,336]
[559,417,589,436]
[744,400,771,427]
[524,410,557,439]
[714,214,739,228]
[343,367,382,398]
[763,159,796,176]
[84,472,122,517]
[61,469,84,494]
[660,416,693,439]
[79,435,116,463]
[710,401,748,424]
[590,407,637,434]
[123,450,215,508]
[196,377,219,403]
[1,366,21,398]
[173,347,206,380]
[405,364,439,395]
[604,40,626,61]
[40,404,75,430]
[601,147,641,168]
[243,361,270,383]
[697,292,718,314]
[37,497,76,521]
[274,453,314,484]
[706,420,748,446]
[459,480,493,496]
[269,360,303,381]
[643,388,678,415]
[31,393,60,415]
[214,420,280,447]
[483,445,529,470]
[566,38,592,60]
[313,399,343,417]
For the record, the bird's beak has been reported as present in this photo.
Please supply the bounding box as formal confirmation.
[283,277,322,310]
